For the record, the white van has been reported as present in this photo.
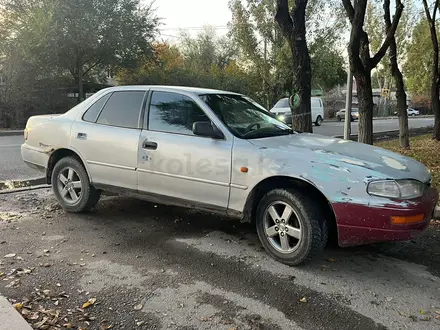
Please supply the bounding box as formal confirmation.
[270,97,324,126]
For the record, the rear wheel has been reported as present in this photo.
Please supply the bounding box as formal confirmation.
[315,115,323,126]
[52,157,101,213]
[256,189,326,266]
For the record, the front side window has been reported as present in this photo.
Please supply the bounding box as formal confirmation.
[148,92,210,135]
[201,94,292,139]
[96,91,145,129]
[83,93,111,123]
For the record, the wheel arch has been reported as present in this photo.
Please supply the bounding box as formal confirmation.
[46,148,90,184]
[242,176,337,240]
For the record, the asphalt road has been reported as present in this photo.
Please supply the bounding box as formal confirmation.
[0,116,435,181]
[1,190,440,329]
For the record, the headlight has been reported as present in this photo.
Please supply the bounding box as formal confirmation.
[367,180,425,199]
[277,115,285,122]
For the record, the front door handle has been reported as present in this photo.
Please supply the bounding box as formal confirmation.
[142,140,158,150]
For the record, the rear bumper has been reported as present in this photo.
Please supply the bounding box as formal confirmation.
[21,144,49,173]
[333,187,439,247]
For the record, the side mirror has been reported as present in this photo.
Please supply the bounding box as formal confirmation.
[192,122,224,139]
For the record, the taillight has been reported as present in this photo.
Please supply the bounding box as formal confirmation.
[24,128,28,141]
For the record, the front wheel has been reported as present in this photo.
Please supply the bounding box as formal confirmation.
[52,156,101,213]
[256,189,325,266]
[336,115,341,122]
[315,115,323,126]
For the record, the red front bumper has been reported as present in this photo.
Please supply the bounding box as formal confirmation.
[333,187,439,247]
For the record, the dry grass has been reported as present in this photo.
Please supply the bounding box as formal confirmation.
[376,134,440,190]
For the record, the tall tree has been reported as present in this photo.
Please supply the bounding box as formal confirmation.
[384,0,409,149]
[342,0,404,145]
[422,0,440,140]
[404,19,433,96]
[229,0,345,109]
[275,0,312,133]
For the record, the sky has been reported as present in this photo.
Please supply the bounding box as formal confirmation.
[152,0,232,39]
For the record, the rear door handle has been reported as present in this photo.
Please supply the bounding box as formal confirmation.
[77,133,87,140]
[142,140,158,150]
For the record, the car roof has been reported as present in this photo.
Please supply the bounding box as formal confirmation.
[100,85,241,96]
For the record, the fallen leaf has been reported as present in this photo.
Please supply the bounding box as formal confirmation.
[133,303,143,311]
[13,303,23,310]
[82,297,97,308]
[326,258,336,263]
[101,325,113,330]
[63,323,73,328]
[4,253,16,258]
[56,283,61,287]
[386,297,393,302]
[34,317,49,329]
[434,310,440,315]
[199,316,212,322]
[420,310,426,315]
[136,321,145,326]
[42,290,51,296]
[299,297,308,303]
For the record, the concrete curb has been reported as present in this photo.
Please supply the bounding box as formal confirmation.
[0,296,33,330]
[0,130,23,137]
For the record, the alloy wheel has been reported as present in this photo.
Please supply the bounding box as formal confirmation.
[57,167,82,205]
[263,201,302,254]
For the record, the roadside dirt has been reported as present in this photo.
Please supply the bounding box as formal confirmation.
[1,189,439,330]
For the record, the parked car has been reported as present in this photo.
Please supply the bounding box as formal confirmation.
[22,86,439,266]
[336,108,359,121]
[270,97,324,126]
[407,108,420,116]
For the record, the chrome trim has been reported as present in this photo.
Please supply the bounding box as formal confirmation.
[87,160,136,171]
[138,168,229,187]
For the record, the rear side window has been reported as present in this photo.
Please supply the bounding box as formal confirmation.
[97,91,145,129]
[83,94,111,123]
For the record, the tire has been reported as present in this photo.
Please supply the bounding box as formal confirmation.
[315,115,323,126]
[336,115,341,122]
[255,189,326,266]
[51,156,101,213]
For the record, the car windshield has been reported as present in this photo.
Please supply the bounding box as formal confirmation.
[200,94,293,139]
[273,98,289,108]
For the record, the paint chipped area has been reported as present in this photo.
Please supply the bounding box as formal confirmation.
[175,231,440,330]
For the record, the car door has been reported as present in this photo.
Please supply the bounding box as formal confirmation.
[71,90,147,190]
[137,90,233,209]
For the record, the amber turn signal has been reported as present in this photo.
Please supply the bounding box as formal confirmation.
[391,214,425,225]
[240,167,249,173]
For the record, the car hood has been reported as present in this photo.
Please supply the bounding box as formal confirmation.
[248,133,431,183]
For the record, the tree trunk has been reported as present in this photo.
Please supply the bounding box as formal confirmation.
[275,0,312,133]
[354,71,374,145]
[390,43,409,148]
[78,64,85,103]
[384,0,409,148]
[290,0,312,133]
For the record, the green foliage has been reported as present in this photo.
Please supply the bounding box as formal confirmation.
[117,29,262,104]
[228,0,346,107]
[404,18,434,95]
